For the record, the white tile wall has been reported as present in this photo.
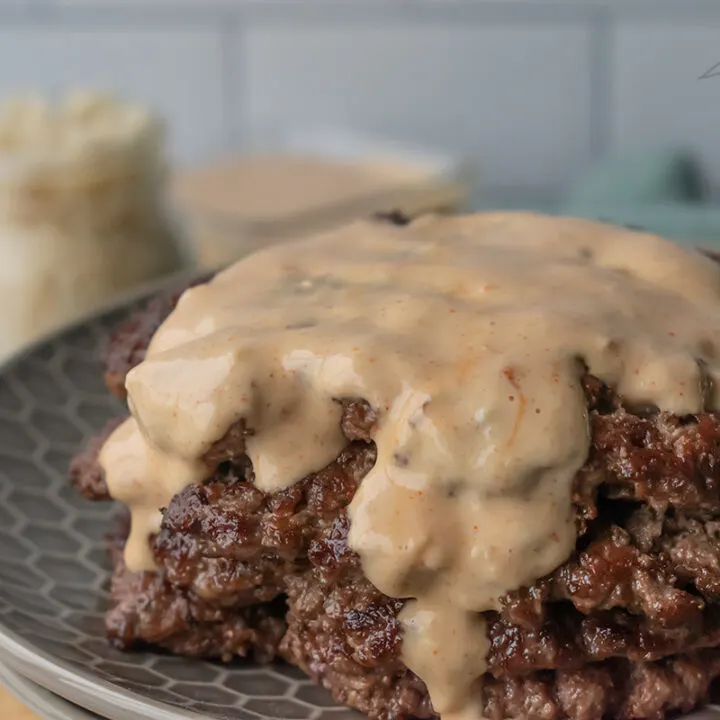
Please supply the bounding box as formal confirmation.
[0,3,719,197]
[611,19,720,193]
[240,20,594,190]
[0,26,227,164]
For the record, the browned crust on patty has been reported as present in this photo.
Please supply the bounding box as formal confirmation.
[70,255,720,719]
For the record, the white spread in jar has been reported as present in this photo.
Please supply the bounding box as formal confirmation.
[0,91,180,358]
[99,212,720,718]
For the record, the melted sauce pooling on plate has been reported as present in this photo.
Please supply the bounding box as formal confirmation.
[99,212,720,718]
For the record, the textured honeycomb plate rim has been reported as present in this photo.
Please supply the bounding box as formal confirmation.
[0,278,717,720]
[0,628,200,719]
[0,661,103,720]
[0,280,359,720]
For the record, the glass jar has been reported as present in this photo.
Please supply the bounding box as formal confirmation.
[172,154,468,271]
[0,92,183,359]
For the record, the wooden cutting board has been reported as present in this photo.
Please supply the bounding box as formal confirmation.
[0,686,40,719]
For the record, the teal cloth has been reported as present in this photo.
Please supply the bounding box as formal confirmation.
[562,148,705,209]
[556,147,720,246]
[560,203,720,248]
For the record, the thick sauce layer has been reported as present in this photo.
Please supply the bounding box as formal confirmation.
[100,212,720,718]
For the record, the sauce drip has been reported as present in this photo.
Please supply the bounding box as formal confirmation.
[99,212,720,718]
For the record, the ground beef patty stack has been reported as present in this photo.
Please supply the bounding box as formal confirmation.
[71,212,720,720]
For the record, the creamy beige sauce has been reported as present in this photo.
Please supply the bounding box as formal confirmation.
[99,212,720,718]
[172,154,450,223]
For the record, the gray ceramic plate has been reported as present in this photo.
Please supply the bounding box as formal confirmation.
[0,281,359,720]
[0,281,717,720]
[0,662,101,720]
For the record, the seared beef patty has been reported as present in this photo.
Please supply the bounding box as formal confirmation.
[71,278,720,720]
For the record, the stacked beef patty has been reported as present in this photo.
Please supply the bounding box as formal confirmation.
[70,276,720,720]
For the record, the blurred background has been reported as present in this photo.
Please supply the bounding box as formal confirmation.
[0,0,719,358]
